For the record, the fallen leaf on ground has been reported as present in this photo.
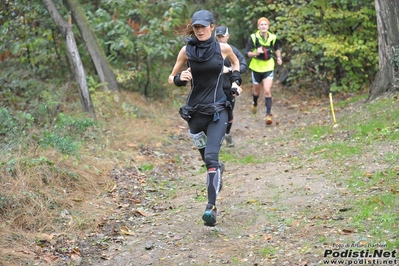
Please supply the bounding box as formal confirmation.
[120,227,135,235]
[340,229,355,235]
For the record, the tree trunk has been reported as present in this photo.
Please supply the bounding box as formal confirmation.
[42,0,96,119]
[63,0,119,91]
[367,0,399,101]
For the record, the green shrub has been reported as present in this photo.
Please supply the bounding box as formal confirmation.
[39,113,98,155]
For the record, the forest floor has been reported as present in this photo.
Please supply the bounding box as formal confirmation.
[12,83,398,266]
[83,84,375,266]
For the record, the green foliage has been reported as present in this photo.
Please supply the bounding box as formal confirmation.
[258,246,277,258]
[393,45,399,83]
[86,0,189,97]
[279,0,377,93]
[0,61,95,155]
[0,0,381,98]
[0,108,20,137]
[55,113,97,135]
[213,0,378,95]
[0,58,71,132]
[139,163,154,171]
[351,191,398,236]
[2,155,54,176]
[0,0,187,97]
[0,101,98,156]
[0,107,34,150]
[39,113,98,155]
[41,132,80,155]
[0,0,70,78]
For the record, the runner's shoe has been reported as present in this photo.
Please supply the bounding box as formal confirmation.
[202,204,217,226]
[251,105,257,115]
[225,134,234,147]
[266,114,272,125]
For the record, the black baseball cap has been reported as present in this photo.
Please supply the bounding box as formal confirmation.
[191,10,214,26]
[215,26,229,36]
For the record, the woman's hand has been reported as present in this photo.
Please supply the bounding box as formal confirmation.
[231,82,242,96]
[169,67,192,87]
[180,68,192,81]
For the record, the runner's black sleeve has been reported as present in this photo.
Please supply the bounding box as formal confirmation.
[229,70,242,86]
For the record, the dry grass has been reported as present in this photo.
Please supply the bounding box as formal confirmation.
[0,90,183,263]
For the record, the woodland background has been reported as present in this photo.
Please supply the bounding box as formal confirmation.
[1,0,379,101]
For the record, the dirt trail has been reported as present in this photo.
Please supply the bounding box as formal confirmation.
[89,85,344,266]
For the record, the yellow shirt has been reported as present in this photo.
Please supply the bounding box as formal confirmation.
[248,31,277,73]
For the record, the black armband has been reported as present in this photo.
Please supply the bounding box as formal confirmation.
[229,70,242,86]
[173,73,188,87]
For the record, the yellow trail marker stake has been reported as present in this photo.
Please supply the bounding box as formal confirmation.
[329,93,337,124]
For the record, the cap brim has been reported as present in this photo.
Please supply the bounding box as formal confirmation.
[192,20,211,26]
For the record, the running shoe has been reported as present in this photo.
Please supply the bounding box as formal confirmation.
[266,114,272,125]
[225,134,234,147]
[202,204,217,226]
[252,105,257,115]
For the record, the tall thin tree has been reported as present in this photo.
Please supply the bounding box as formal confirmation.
[62,0,118,91]
[42,0,96,119]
